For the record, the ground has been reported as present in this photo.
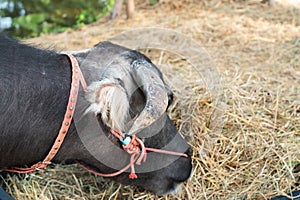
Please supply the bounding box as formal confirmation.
[1,0,299,199]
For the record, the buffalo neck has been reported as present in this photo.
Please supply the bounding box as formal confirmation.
[0,35,82,167]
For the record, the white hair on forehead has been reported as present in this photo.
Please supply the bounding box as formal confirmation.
[84,79,130,131]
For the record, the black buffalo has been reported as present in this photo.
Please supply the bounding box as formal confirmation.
[0,33,192,197]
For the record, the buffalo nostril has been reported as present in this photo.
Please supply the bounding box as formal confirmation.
[185,147,193,157]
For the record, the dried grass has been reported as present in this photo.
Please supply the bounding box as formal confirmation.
[1,0,299,199]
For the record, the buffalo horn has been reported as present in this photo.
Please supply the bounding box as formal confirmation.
[128,60,168,135]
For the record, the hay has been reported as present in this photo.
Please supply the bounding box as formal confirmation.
[1,0,299,199]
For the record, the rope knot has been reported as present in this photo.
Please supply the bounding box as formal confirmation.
[110,130,147,179]
[98,129,188,179]
[122,135,140,153]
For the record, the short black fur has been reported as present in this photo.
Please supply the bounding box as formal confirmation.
[0,33,72,167]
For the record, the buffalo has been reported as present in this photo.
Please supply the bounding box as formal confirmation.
[0,33,192,197]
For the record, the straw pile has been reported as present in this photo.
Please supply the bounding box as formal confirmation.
[1,0,299,199]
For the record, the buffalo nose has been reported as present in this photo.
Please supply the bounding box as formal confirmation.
[185,147,193,157]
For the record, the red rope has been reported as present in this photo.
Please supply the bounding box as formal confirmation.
[79,129,187,179]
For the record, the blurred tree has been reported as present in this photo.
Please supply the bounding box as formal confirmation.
[0,0,114,38]
[112,0,134,19]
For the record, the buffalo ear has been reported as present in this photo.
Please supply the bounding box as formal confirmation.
[84,79,130,131]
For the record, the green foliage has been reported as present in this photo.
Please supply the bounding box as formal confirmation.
[1,0,114,38]
[74,0,114,29]
[150,0,158,6]
[100,0,114,16]
[12,13,46,37]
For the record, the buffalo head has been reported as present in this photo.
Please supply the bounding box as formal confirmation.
[69,42,193,195]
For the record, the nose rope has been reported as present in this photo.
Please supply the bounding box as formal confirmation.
[78,129,188,179]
